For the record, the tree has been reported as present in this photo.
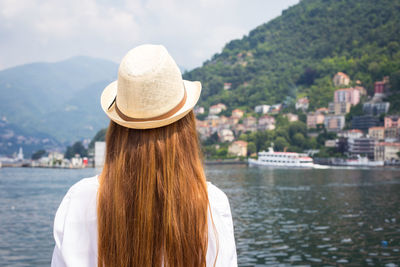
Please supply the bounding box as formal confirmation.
[65,141,87,159]
[292,133,306,148]
[274,137,289,151]
[247,142,257,156]
[31,149,46,160]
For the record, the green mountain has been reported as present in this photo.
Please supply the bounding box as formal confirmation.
[183,0,400,112]
[0,56,118,155]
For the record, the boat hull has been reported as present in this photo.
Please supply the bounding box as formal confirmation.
[248,158,314,168]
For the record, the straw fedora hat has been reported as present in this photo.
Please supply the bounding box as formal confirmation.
[101,44,201,129]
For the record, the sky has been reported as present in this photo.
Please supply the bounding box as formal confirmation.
[0,0,299,71]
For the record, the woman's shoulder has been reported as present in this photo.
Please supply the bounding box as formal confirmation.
[206,181,232,217]
[65,175,99,198]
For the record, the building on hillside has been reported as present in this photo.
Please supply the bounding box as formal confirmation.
[334,88,360,106]
[284,113,299,122]
[375,142,400,162]
[385,127,400,142]
[385,115,400,128]
[218,129,234,143]
[328,102,351,115]
[363,102,390,116]
[254,105,270,114]
[205,115,220,127]
[194,106,205,115]
[316,107,329,114]
[228,141,248,157]
[196,120,210,140]
[233,124,246,135]
[325,140,337,148]
[333,72,350,87]
[231,109,244,119]
[354,85,367,96]
[295,97,309,111]
[223,83,232,90]
[338,129,364,140]
[209,103,227,115]
[270,104,282,114]
[324,115,345,132]
[228,116,240,126]
[368,126,385,141]
[351,115,380,132]
[348,138,376,159]
[307,112,325,129]
[257,115,276,131]
[243,116,257,127]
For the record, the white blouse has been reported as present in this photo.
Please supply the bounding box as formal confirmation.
[51,175,237,267]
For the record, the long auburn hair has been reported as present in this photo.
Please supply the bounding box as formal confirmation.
[97,111,210,267]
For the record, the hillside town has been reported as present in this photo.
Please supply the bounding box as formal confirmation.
[193,72,400,165]
[1,72,399,168]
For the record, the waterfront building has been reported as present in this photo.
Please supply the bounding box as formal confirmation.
[351,115,380,132]
[17,147,24,161]
[375,142,400,162]
[209,103,227,115]
[95,142,106,168]
[228,141,248,157]
[71,154,83,168]
[231,109,244,119]
[328,102,351,115]
[334,88,360,106]
[368,127,385,141]
[254,105,270,114]
[348,138,376,159]
[333,72,350,86]
[295,97,309,111]
[385,127,400,142]
[307,112,325,129]
[324,115,345,132]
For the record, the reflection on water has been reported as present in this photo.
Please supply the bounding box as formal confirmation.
[205,166,400,266]
[0,166,399,266]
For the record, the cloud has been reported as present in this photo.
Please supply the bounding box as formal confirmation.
[0,0,299,70]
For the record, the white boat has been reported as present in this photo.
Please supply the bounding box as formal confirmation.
[248,147,314,168]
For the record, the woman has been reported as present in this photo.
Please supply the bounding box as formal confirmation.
[51,44,237,267]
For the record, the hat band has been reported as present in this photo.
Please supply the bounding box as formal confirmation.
[114,87,187,122]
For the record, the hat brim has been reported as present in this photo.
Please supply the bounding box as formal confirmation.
[100,80,201,129]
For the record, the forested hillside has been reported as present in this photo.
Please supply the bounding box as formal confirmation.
[183,0,400,112]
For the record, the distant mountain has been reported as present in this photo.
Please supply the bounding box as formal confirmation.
[0,56,118,156]
[183,0,400,112]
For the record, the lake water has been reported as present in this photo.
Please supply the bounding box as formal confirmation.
[0,166,399,266]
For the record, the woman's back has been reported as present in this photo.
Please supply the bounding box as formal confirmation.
[51,176,237,267]
[51,44,237,266]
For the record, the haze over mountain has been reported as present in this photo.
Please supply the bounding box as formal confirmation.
[0,56,118,156]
